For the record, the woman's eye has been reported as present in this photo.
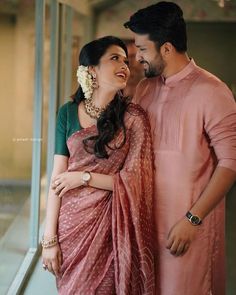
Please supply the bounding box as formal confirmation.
[111,55,118,60]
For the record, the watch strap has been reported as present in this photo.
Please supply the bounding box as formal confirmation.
[186,211,202,225]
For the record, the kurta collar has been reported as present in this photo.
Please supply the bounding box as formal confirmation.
[161,59,196,87]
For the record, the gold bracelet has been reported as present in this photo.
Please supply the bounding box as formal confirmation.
[41,235,58,248]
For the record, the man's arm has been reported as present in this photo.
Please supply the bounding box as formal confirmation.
[167,82,236,256]
[190,166,236,219]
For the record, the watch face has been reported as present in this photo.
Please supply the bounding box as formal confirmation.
[83,172,91,182]
[191,216,200,225]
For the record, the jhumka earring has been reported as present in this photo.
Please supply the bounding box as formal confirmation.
[91,73,99,89]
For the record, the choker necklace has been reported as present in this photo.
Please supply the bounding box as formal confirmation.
[84,98,105,119]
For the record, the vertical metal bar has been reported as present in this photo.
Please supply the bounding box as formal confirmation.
[64,5,73,101]
[46,0,59,189]
[29,0,45,248]
[58,3,66,105]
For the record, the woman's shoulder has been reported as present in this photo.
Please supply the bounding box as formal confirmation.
[58,100,77,115]
[125,103,149,128]
[127,102,146,115]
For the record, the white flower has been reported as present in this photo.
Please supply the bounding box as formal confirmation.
[76,65,93,99]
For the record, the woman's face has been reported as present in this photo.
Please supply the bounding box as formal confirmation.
[93,45,130,91]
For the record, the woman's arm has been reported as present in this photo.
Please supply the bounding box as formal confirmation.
[88,172,113,190]
[44,155,68,237]
[42,155,68,277]
[52,171,113,197]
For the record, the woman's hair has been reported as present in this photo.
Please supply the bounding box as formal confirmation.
[71,36,129,159]
[124,1,187,52]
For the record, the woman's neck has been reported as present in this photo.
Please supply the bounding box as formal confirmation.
[91,87,116,109]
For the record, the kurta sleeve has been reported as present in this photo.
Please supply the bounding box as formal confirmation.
[112,105,155,295]
[203,83,236,172]
[55,103,70,157]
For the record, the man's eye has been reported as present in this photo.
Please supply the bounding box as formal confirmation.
[140,48,146,52]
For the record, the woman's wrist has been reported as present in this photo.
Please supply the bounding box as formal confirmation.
[81,171,92,186]
[43,233,57,239]
[41,234,58,248]
[43,229,57,239]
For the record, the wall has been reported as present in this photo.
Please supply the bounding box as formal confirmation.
[187,22,236,91]
[0,15,16,178]
[0,1,86,180]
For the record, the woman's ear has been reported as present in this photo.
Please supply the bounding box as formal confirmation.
[88,65,96,77]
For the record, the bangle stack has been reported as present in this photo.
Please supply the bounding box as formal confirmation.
[41,235,58,248]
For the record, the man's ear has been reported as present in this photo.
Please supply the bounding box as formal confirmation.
[160,42,173,57]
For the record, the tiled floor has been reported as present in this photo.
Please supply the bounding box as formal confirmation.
[0,185,30,238]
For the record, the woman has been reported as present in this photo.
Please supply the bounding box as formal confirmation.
[42,36,155,295]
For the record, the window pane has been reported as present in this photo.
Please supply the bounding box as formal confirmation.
[0,0,35,293]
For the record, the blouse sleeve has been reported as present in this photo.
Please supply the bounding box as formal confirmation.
[54,103,70,157]
[112,106,155,294]
[203,83,236,172]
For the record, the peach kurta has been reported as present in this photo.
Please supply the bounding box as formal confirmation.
[135,60,236,295]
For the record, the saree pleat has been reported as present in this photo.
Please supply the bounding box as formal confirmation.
[56,104,156,295]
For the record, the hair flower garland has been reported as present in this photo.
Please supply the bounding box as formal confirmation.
[76,65,93,99]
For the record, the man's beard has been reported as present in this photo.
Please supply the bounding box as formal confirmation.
[140,60,165,78]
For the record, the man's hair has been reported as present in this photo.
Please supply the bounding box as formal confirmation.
[124,1,187,52]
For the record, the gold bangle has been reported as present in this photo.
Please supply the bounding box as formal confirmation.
[41,235,58,248]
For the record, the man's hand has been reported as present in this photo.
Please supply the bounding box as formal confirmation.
[166,218,200,256]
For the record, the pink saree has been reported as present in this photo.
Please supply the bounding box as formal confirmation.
[56,104,156,295]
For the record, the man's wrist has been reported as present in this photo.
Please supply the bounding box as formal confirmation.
[185,211,202,226]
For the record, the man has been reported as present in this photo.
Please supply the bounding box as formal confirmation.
[124,2,236,295]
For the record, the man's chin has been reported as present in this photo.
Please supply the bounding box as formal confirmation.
[144,70,159,78]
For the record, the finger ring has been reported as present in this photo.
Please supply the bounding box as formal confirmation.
[42,263,47,270]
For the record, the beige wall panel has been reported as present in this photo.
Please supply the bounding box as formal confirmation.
[0,16,16,178]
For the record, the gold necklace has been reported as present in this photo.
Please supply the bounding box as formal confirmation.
[84,98,105,119]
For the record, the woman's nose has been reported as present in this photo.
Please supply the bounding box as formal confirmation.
[120,62,128,70]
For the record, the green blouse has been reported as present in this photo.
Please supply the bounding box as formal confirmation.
[55,101,82,156]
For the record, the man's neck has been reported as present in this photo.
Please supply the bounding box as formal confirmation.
[163,53,190,79]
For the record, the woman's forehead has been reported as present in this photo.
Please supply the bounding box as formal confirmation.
[104,45,127,57]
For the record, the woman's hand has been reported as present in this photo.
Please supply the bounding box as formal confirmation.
[166,218,200,256]
[51,171,83,198]
[42,244,62,277]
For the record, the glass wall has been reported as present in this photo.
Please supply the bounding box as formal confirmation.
[0,1,35,293]
[0,0,84,293]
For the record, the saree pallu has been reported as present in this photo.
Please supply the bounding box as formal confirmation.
[56,104,156,295]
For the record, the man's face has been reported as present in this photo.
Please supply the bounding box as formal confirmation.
[134,33,166,78]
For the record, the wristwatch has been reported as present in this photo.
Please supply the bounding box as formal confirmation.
[186,211,202,226]
[81,171,91,186]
